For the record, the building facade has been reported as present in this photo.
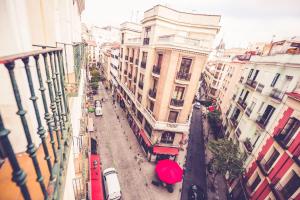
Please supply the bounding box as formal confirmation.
[226,39,300,200]
[116,5,221,161]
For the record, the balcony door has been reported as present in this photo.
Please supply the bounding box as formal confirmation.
[179,58,192,73]
[261,105,275,125]
[157,54,163,67]
[173,86,185,100]
[280,118,300,145]
[281,171,300,199]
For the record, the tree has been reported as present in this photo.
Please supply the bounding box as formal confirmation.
[207,110,222,138]
[208,138,245,188]
[90,69,100,80]
[90,82,99,91]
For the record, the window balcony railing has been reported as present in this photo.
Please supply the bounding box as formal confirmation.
[0,48,72,199]
[143,38,150,45]
[138,81,144,89]
[176,71,191,81]
[129,57,133,63]
[256,159,270,176]
[230,117,238,128]
[246,79,257,89]
[125,55,128,61]
[135,59,139,65]
[152,65,161,75]
[274,129,294,150]
[170,99,184,107]
[148,89,157,99]
[237,98,247,110]
[141,61,146,69]
[243,139,253,153]
[245,107,253,117]
[256,83,264,93]
[269,88,285,102]
[256,115,269,129]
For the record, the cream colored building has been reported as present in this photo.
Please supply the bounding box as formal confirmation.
[117,5,221,161]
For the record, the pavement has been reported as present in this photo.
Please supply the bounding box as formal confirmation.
[92,82,185,200]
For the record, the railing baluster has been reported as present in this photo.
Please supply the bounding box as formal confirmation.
[42,53,62,151]
[23,56,54,182]
[4,61,48,197]
[35,55,58,165]
[0,114,31,200]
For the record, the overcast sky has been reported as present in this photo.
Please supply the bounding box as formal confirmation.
[82,0,300,48]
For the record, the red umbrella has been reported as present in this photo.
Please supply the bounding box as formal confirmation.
[155,159,183,184]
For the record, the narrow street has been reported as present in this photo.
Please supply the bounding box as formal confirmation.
[91,82,182,200]
[181,108,207,200]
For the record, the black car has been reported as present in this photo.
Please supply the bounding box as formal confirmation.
[188,184,205,200]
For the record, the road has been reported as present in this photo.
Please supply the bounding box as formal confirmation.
[181,107,207,200]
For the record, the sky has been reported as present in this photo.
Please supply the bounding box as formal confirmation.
[82,0,300,48]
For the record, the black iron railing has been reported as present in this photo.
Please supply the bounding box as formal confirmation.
[143,38,149,45]
[170,99,184,107]
[245,79,257,89]
[148,89,157,99]
[176,71,191,81]
[270,88,284,101]
[152,65,161,75]
[0,48,73,199]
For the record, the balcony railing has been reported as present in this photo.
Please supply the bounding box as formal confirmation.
[148,89,157,99]
[245,107,253,117]
[237,98,247,110]
[0,48,72,199]
[239,76,244,83]
[170,99,184,107]
[271,183,295,200]
[129,57,133,63]
[141,61,146,69]
[152,65,161,75]
[246,79,257,89]
[143,38,150,45]
[256,159,270,176]
[124,70,128,75]
[269,88,285,101]
[138,81,144,89]
[243,140,253,153]
[256,83,264,93]
[274,129,295,149]
[176,71,191,81]
[125,55,128,60]
[256,115,268,129]
[135,59,139,65]
[230,117,238,128]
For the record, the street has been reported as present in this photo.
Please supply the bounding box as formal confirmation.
[181,107,207,200]
[92,83,183,200]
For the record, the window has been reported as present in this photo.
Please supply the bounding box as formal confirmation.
[157,54,163,67]
[144,26,151,38]
[160,132,175,144]
[173,86,185,100]
[142,52,147,62]
[252,70,259,81]
[144,120,152,137]
[264,148,280,171]
[137,111,143,123]
[121,33,124,44]
[179,58,192,73]
[137,93,142,103]
[271,73,280,87]
[250,174,261,191]
[281,171,300,199]
[139,74,144,82]
[149,101,154,112]
[280,117,300,145]
[248,69,254,78]
[168,111,179,123]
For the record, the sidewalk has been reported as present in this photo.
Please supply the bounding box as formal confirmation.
[202,114,228,200]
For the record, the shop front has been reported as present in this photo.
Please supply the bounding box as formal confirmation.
[138,129,152,160]
[152,146,179,162]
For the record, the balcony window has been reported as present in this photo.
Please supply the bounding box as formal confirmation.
[264,148,280,172]
[160,132,175,144]
[280,171,300,199]
[247,69,254,79]
[149,101,154,112]
[250,174,261,192]
[256,105,275,128]
[143,27,151,45]
[168,111,179,123]
[137,93,142,103]
[271,73,280,87]
[137,111,143,123]
[144,120,152,137]
[179,58,192,73]
[141,52,147,68]
[121,33,124,44]
[275,117,300,147]
[173,86,185,100]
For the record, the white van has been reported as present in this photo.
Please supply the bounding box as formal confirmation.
[103,168,121,200]
[95,106,103,116]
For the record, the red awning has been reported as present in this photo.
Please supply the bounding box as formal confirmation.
[153,146,179,156]
[139,129,151,147]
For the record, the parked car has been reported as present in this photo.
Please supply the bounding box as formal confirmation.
[95,106,103,116]
[95,100,101,107]
[194,102,201,109]
[188,184,205,200]
[103,168,122,200]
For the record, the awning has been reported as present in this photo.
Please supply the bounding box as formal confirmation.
[139,129,151,147]
[153,146,179,156]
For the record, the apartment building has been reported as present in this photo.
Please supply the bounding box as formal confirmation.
[86,40,97,67]
[0,0,86,199]
[116,5,220,161]
[225,39,300,200]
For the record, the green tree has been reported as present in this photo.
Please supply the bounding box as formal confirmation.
[208,139,245,187]
[90,69,100,80]
[90,82,99,91]
[207,110,222,138]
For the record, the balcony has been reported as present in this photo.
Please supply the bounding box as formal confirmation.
[148,89,157,99]
[269,88,285,102]
[124,70,128,75]
[245,108,253,117]
[170,99,184,107]
[141,61,146,69]
[256,115,269,129]
[256,83,264,93]
[135,59,139,65]
[230,117,238,128]
[152,65,161,76]
[128,73,132,79]
[0,48,73,199]
[125,55,128,61]
[176,71,191,81]
[239,76,244,83]
[245,79,257,89]
[157,34,211,52]
[133,77,137,83]
[256,159,269,176]
[237,98,247,110]
[143,38,150,45]
[129,57,133,63]
[138,81,144,89]
[243,139,253,153]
